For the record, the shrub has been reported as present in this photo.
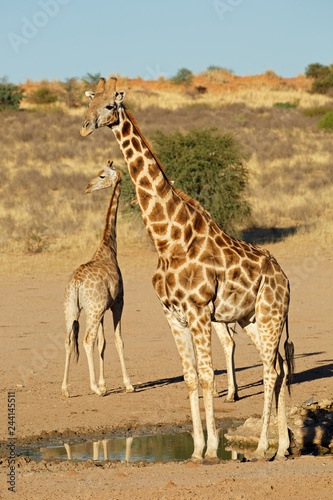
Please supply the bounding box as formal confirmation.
[317,111,333,131]
[151,127,251,236]
[273,101,298,109]
[0,81,24,110]
[62,77,80,108]
[305,63,330,79]
[302,106,333,117]
[30,87,58,105]
[305,62,333,94]
[171,68,193,86]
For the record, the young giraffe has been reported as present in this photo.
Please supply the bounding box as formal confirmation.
[80,77,294,461]
[62,161,134,397]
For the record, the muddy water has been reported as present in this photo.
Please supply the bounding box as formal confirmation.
[19,429,245,463]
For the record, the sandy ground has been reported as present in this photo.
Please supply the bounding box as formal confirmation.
[0,247,332,499]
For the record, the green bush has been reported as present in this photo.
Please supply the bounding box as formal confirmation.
[151,127,251,236]
[305,62,333,94]
[0,82,24,110]
[317,111,333,131]
[302,106,333,117]
[273,101,298,109]
[30,87,58,105]
[305,63,330,79]
[171,68,193,86]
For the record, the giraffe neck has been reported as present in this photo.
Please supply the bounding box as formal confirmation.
[111,107,185,252]
[93,180,121,261]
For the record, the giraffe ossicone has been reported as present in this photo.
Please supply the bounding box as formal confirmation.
[62,160,134,397]
[80,77,294,461]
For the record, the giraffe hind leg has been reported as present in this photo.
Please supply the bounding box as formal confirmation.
[62,320,80,398]
[213,322,238,402]
[97,319,107,393]
[111,300,134,392]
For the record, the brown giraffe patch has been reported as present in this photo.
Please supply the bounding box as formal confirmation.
[156,178,170,198]
[175,289,185,301]
[166,196,180,218]
[188,294,201,313]
[170,225,182,240]
[137,188,152,211]
[199,237,224,267]
[152,222,168,236]
[169,244,187,269]
[223,247,241,267]
[156,239,169,253]
[188,236,205,260]
[129,157,144,180]
[122,121,131,136]
[174,205,188,225]
[148,164,160,180]
[115,130,121,141]
[122,139,130,148]
[243,259,260,281]
[139,176,153,190]
[192,212,206,234]
[152,273,165,298]
[126,148,134,159]
[205,267,216,285]
[165,272,176,290]
[199,283,214,301]
[178,263,204,291]
[132,137,142,152]
[145,150,153,159]
[184,224,193,244]
[149,202,165,222]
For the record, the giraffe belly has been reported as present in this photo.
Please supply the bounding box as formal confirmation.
[212,293,256,323]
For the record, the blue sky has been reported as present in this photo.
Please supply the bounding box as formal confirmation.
[1,0,332,84]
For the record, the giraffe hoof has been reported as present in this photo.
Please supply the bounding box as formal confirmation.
[190,455,203,464]
[203,456,220,465]
[213,391,219,398]
[224,394,239,403]
[126,386,135,393]
[99,386,107,394]
[62,389,70,398]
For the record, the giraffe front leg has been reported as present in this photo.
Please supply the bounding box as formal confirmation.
[112,300,134,393]
[213,322,238,402]
[97,319,106,394]
[191,310,219,462]
[163,308,205,461]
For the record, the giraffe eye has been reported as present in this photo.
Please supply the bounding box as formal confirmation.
[99,175,106,179]
[105,105,114,110]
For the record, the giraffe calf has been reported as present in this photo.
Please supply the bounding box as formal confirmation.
[62,161,134,397]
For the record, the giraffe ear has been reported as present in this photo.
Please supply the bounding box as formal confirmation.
[85,91,95,100]
[115,91,126,105]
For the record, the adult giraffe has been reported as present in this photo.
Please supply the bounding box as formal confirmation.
[80,77,294,461]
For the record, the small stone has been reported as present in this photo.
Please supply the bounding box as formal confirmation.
[66,469,78,476]
[164,481,176,488]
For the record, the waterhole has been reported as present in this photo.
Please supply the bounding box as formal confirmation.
[18,429,245,463]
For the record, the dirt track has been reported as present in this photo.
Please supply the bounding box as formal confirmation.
[0,248,332,498]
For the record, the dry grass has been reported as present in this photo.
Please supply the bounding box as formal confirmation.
[1,76,333,275]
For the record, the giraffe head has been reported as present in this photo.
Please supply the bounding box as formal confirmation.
[85,161,121,193]
[80,77,126,136]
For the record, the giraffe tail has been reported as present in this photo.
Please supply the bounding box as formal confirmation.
[71,320,80,363]
[283,315,295,395]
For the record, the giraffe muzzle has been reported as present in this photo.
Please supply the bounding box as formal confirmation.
[80,120,94,137]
